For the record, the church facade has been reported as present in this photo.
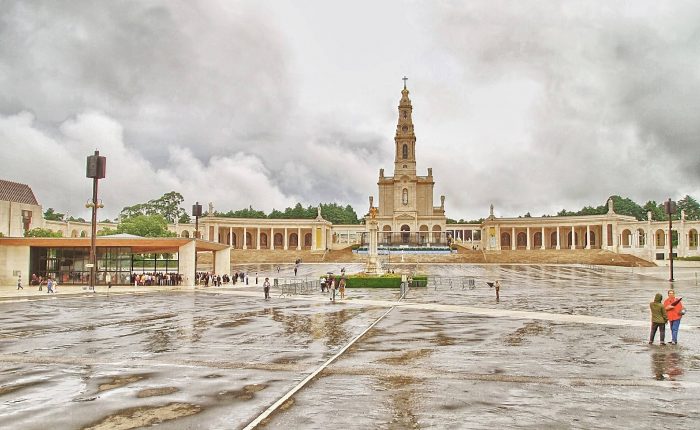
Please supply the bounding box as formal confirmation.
[372,81,447,245]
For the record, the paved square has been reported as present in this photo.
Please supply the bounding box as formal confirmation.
[0,264,698,429]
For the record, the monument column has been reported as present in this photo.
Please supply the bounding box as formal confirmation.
[214,224,220,243]
[284,227,288,250]
[556,226,561,250]
[511,227,516,250]
[243,227,247,250]
[229,227,233,248]
[256,227,261,250]
[271,227,275,250]
[297,227,301,250]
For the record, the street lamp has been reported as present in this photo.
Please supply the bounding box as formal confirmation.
[664,198,677,282]
[191,202,202,277]
[86,150,106,291]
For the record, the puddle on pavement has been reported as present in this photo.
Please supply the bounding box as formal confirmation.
[136,387,179,398]
[0,380,45,395]
[271,307,362,347]
[81,402,202,430]
[379,375,420,429]
[215,383,268,402]
[97,374,151,392]
[379,348,432,365]
[503,321,551,346]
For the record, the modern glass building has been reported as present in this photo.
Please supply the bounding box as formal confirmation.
[29,247,179,285]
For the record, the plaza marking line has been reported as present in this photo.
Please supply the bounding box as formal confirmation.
[241,293,404,429]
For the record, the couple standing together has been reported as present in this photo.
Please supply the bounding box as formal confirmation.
[649,289,685,345]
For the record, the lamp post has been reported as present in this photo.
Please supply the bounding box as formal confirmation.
[664,198,677,282]
[192,202,202,278]
[86,150,106,291]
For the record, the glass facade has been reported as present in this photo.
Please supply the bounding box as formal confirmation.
[29,247,179,285]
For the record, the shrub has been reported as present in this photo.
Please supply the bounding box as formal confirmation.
[677,256,700,261]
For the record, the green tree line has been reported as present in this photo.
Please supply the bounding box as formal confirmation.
[550,195,700,221]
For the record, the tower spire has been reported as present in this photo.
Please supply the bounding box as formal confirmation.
[394,78,416,175]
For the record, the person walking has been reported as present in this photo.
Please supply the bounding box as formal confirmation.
[17,275,23,290]
[649,293,668,345]
[664,290,685,345]
[339,276,346,300]
[47,278,54,294]
[494,280,501,302]
[263,277,271,300]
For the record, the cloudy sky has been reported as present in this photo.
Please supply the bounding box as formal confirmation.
[1,0,700,221]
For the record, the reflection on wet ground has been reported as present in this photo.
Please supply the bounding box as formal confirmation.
[0,264,699,429]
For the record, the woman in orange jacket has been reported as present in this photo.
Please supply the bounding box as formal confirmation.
[664,290,685,345]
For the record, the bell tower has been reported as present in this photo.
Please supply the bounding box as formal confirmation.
[394,76,417,177]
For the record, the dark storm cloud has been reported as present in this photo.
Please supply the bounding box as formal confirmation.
[0,0,292,161]
[429,1,700,218]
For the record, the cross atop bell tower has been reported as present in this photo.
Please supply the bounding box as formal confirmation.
[394,78,416,176]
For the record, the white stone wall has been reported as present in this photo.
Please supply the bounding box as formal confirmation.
[0,201,42,237]
[0,245,30,285]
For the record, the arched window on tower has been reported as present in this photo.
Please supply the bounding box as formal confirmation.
[402,188,408,205]
[402,144,408,159]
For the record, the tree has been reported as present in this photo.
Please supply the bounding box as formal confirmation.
[25,228,63,237]
[97,227,119,236]
[117,215,176,237]
[67,215,87,222]
[642,200,666,222]
[43,208,65,221]
[678,195,700,220]
[607,196,645,220]
[217,206,267,219]
[120,191,188,223]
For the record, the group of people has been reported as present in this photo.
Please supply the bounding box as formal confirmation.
[197,271,256,287]
[130,272,183,287]
[649,289,686,345]
[321,272,346,301]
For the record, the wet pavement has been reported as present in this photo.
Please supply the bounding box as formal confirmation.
[1,264,699,429]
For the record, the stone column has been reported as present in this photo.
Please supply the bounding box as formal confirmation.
[243,227,247,250]
[271,227,275,250]
[511,227,516,250]
[214,247,231,275]
[256,227,261,250]
[611,223,618,250]
[541,227,545,250]
[526,227,531,250]
[214,224,220,243]
[297,227,301,250]
[284,227,288,250]
[586,225,591,249]
[556,226,561,250]
[365,219,381,274]
[178,241,196,287]
[229,227,233,248]
[570,226,575,249]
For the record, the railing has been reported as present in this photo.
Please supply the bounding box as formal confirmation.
[429,276,478,290]
[276,278,321,297]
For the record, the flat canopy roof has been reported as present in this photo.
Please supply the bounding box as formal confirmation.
[0,237,228,253]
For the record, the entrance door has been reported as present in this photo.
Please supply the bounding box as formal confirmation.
[401,225,410,244]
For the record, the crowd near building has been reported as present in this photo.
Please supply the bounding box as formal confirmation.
[2,82,699,285]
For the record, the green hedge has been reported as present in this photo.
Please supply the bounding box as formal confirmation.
[340,274,429,288]
[677,256,700,261]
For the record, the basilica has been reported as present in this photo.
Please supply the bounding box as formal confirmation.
[2,81,700,285]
